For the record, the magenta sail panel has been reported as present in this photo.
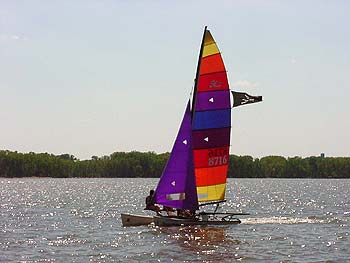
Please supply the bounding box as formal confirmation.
[195,90,231,111]
[154,101,199,210]
[192,127,231,149]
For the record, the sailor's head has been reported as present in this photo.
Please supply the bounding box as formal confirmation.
[150,189,155,195]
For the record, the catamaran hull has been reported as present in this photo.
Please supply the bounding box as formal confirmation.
[121,213,154,227]
[153,215,241,227]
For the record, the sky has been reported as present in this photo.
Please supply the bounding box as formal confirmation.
[1,1,349,160]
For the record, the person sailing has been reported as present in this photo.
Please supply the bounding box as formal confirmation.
[145,189,176,216]
[144,189,161,214]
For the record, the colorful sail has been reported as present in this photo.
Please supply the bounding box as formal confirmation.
[154,101,199,210]
[192,29,231,202]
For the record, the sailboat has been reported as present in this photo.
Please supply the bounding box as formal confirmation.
[121,27,262,227]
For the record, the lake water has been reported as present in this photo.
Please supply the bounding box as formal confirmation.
[1,178,349,263]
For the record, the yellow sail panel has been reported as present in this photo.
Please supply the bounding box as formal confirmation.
[197,183,226,202]
[202,43,220,57]
[204,30,215,45]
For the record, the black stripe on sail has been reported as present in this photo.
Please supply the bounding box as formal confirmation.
[231,91,263,108]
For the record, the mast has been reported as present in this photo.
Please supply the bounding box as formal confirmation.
[191,26,207,122]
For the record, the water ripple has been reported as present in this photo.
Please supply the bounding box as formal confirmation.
[0,178,349,262]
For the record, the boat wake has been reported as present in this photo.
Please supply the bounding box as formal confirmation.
[241,216,344,225]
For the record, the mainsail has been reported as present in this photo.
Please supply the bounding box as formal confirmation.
[154,101,199,210]
[154,27,262,211]
[191,28,231,202]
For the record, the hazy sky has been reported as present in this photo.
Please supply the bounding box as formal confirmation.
[1,1,349,159]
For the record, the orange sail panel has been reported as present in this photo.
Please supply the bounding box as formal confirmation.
[199,54,226,75]
[195,166,228,187]
[192,29,231,202]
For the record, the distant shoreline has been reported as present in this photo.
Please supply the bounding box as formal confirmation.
[1,150,349,179]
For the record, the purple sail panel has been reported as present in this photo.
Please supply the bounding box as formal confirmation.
[195,90,230,111]
[154,101,199,210]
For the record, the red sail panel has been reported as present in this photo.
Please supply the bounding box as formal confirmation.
[193,146,230,168]
[197,71,229,92]
[195,165,228,187]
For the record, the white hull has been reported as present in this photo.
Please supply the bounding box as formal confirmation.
[153,215,241,227]
[121,213,154,227]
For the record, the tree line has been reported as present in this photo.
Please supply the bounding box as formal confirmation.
[0,150,349,178]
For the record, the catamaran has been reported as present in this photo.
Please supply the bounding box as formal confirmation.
[121,26,262,227]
